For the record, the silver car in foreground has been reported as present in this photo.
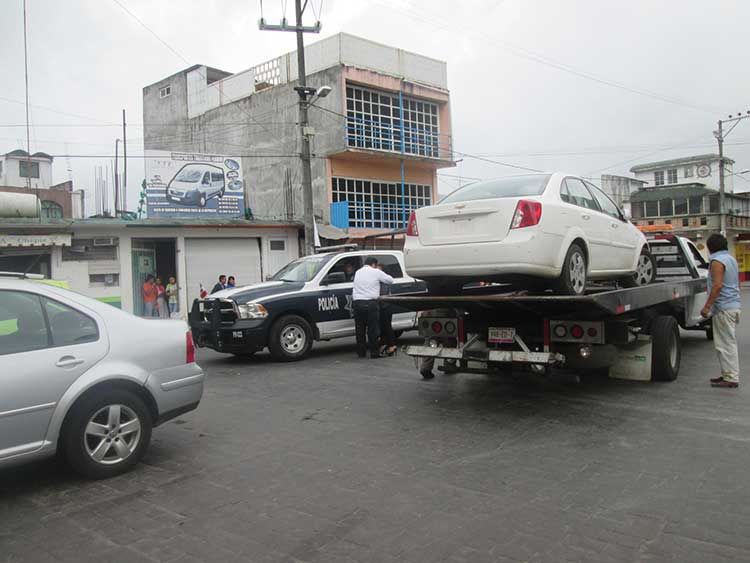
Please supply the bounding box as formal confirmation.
[0,278,204,479]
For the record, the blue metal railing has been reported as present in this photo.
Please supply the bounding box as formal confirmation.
[331,200,421,230]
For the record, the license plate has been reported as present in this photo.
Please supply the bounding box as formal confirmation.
[488,327,515,343]
[232,331,243,339]
[198,303,205,312]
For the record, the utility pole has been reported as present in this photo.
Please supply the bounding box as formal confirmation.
[122,109,128,211]
[259,0,322,255]
[714,110,750,236]
[114,139,120,215]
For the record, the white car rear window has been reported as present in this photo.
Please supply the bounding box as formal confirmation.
[441,174,551,204]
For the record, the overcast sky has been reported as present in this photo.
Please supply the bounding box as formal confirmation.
[1,0,749,214]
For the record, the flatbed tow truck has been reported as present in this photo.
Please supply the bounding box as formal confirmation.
[383,235,710,382]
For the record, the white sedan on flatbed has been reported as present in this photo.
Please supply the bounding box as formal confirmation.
[404,173,655,295]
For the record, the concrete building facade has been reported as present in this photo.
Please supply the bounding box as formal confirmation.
[0,149,54,189]
[628,153,750,278]
[0,218,300,315]
[142,33,454,238]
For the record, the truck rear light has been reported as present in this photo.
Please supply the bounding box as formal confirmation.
[587,327,598,338]
[570,325,584,339]
[554,324,567,338]
[186,331,195,364]
[444,321,456,334]
[406,211,419,236]
[510,200,542,229]
[431,321,443,334]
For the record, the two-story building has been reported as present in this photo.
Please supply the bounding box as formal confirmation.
[628,154,750,279]
[142,33,454,242]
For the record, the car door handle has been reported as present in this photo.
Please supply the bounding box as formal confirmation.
[611,222,619,229]
[581,214,591,221]
[56,356,85,368]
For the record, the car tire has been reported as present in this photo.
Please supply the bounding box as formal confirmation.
[557,243,587,296]
[268,315,313,361]
[199,194,207,207]
[650,315,680,382]
[62,389,153,479]
[621,248,657,288]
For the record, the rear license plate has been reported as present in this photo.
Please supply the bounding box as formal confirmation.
[488,327,515,344]
[232,331,243,339]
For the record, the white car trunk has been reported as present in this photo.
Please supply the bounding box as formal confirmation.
[415,198,518,246]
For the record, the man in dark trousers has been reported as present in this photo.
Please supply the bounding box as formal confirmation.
[353,256,393,358]
[211,274,227,294]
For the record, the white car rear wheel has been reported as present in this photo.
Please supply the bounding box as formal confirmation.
[557,244,587,296]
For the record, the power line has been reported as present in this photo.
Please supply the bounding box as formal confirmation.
[371,0,723,116]
[309,104,543,173]
[110,0,275,137]
[0,96,112,124]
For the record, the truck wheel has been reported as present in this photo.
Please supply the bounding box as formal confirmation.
[62,389,152,479]
[199,194,207,207]
[269,315,313,361]
[621,248,657,288]
[557,243,587,296]
[651,315,680,381]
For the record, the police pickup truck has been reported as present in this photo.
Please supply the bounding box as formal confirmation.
[189,248,425,361]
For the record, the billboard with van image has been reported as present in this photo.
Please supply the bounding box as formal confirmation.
[145,151,245,217]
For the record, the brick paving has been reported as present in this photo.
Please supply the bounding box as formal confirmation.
[2,323,750,562]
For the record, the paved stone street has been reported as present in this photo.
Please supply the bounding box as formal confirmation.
[3,323,750,562]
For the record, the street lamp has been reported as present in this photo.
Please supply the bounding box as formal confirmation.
[715,110,750,235]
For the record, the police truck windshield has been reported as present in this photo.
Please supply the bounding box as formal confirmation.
[271,255,332,282]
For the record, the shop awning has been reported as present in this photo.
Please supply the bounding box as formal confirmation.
[0,233,71,247]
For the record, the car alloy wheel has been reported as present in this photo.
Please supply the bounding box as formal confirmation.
[199,195,206,207]
[633,253,655,286]
[84,404,142,465]
[280,323,306,354]
[569,251,586,294]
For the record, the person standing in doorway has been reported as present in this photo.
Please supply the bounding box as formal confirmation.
[211,275,227,294]
[352,256,393,358]
[227,276,236,288]
[701,233,741,388]
[142,275,158,317]
[155,277,169,319]
[166,276,179,315]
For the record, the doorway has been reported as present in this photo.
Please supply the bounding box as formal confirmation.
[131,238,177,316]
[0,248,51,277]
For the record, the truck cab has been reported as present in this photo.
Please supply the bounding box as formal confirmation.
[189,249,425,361]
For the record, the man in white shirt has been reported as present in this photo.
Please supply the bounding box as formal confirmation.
[353,256,394,358]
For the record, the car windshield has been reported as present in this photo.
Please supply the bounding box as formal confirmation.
[271,255,332,282]
[440,174,552,204]
[174,168,202,183]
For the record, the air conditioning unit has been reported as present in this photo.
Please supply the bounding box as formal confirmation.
[93,237,116,247]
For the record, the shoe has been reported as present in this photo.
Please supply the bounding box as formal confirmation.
[710,376,725,384]
[711,379,739,388]
[420,370,435,380]
[385,346,398,357]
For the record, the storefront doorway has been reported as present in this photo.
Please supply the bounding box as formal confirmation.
[131,238,176,317]
[0,248,51,276]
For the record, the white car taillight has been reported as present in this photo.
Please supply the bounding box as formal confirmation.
[406,211,419,236]
[510,200,542,229]
[186,331,195,364]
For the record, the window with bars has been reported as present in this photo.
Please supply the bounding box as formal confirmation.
[331,177,432,229]
[345,84,440,158]
[19,160,39,178]
[667,168,678,184]
[654,171,664,186]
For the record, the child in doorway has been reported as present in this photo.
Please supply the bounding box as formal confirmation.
[155,277,169,319]
[166,276,179,315]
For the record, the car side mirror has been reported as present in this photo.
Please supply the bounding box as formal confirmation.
[321,271,347,285]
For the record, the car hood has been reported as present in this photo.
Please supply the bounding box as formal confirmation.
[210,281,306,303]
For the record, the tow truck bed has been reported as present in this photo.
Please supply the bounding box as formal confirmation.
[383,234,710,382]
[382,277,707,320]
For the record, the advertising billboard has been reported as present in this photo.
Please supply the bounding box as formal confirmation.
[145,151,245,217]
